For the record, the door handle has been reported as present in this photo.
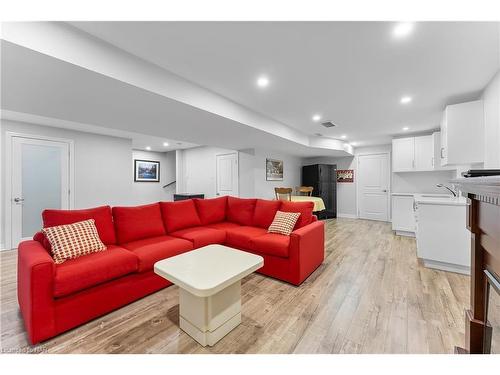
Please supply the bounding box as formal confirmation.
[382,189,387,193]
[13,197,25,203]
[440,147,445,159]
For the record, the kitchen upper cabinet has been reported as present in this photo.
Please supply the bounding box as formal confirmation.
[393,133,456,172]
[414,135,434,171]
[440,100,484,166]
[392,137,415,172]
[432,131,454,171]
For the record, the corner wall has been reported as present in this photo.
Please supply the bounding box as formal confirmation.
[0,120,176,248]
[177,146,302,200]
[303,144,458,219]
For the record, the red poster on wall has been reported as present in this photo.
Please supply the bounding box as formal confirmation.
[337,169,354,183]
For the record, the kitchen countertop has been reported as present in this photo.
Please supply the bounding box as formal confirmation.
[413,193,468,206]
[391,192,468,206]
[452,176,500,200]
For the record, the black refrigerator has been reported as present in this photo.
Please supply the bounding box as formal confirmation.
[301,164,337,218]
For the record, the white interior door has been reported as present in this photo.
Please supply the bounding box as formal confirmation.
[357,153,390,221]
[216,153,239,197]
[9,136,71,248]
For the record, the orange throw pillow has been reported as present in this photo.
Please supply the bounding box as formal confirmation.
[268,211,301,236]
[42,219,107,264]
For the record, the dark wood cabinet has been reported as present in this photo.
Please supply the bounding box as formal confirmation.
[452,176,500,354]
[302,164,337,218]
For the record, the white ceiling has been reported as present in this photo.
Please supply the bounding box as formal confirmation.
[69,21,500,146]
[1,40,349,157]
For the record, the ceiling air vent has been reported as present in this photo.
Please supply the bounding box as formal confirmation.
[321,121,336,128]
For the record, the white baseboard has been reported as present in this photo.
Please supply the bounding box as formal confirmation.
[336,213,358,219]
[0,243,6,251]
[421,259,470,275]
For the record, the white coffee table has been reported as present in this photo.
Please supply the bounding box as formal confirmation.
[154,244,264,346]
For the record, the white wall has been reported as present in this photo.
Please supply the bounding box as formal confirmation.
[178,146,302,200]
[176,146,236,198]
[132,150,176,203]
[239,148,303,200]
[482,70,500,168]
[0,120,175,247]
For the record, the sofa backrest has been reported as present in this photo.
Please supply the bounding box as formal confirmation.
[42,205,116,245]
[279,200,315,229]
[226,197,257,226]
[160,200,202,232]
[112,203,166,244]
[252,199,282,229]
[32,197,316,248]
[193,196,227,225]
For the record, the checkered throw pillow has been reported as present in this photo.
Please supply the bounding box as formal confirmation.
[42,219,107,264]
[268,211,301,236]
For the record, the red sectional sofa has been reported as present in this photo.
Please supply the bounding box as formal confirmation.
[18,196,325,344]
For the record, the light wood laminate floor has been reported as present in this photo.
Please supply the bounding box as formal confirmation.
[0,218,469,353]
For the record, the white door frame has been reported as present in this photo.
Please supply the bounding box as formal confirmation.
[215,152,239,197]
[355,151,391,221]
[4,132,75,250]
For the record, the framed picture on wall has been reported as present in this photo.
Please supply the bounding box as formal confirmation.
[266,158,283,181]
[134,159,160,182]
[337,169,354,183]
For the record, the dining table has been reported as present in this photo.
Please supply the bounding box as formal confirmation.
[289,195,326,212]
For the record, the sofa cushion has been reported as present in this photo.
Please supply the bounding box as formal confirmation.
[122,235,193,272]
[205,221,241,231]
[194,196,227,225]
[53,245,138,298]
[226,197,257,226]
[280,201,314,229]
[112,203,166,244]
[42,219,107,264]
[160,200,202,233]
[225,226,268,249]
[250,233,290,258]
[42,205,116,245]
[170,227,226,248]
[253,199,281,228]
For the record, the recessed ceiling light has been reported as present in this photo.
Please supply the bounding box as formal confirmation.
[340,135,347,139]
[402,126,410,131]
[393,22,415,38]
[312,114,321,122]
[256,76,269,88]
[163,142,169,147]
[145,146,151,151]
[400,96,412,104]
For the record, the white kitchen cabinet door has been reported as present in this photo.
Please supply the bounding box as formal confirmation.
[392,138,414,172]
[440,111,448,166]
[433,132,454,171]
[441,100,484,166]
[414,135,434,171]
[392,195,415,235]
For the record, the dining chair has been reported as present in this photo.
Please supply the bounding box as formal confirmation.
[296,186,314,196]
[275,187,293,201]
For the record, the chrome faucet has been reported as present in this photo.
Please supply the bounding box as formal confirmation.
[436,184,457,197]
